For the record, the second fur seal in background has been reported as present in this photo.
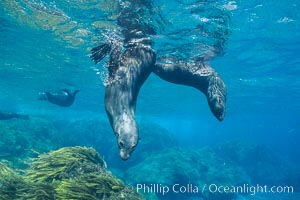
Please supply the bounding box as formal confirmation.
[38,89,79,107]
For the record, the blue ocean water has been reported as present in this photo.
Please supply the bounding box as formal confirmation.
[0,0,299,200]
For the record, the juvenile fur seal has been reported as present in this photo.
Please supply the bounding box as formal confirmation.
[90,1,226,160]
[38,89,79,107]
[91,0,157,160]
[92,50,226,160]
[0,111,29,120]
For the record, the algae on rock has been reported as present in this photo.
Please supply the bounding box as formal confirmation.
[25,146,106,182]
[0,146,143,200]
[55,174,125,200]
[0,162,25,200]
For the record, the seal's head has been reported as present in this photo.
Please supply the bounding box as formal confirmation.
[115,118,138,160]
[209,96,226,121]
[207,75,226,121]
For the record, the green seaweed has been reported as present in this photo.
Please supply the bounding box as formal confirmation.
[17,182,56,200]
[55,174,124,199]
[0,162,25,200]
[0,146,143,200]
[24,146,106,183]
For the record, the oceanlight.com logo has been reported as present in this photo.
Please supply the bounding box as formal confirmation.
[135,183,294,196]
[207,184,294,196]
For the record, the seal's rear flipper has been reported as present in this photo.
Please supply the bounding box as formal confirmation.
[153,56,226,121]
[90,43,111,64]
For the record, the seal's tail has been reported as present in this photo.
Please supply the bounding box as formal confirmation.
[90,43,111,64]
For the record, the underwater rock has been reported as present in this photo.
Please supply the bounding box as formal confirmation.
[213,141,298,188]
[58,118,114,152]
[0,111,29,120]
[125,147,250,200]
[59,119,178,170]
[0,117,60,168]
[136,121,178,158]
[0,146,144,200]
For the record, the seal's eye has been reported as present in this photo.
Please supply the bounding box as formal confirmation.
[119,141,124,148]
[116,132,120,137]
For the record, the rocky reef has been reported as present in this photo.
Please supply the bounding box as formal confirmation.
[1,117,298,200]
[0,117,61,168]
[125,147,250,200]
[214,141,300,193]
[59,119,178,169]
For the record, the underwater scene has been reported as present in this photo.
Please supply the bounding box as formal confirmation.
[0,0,299,199]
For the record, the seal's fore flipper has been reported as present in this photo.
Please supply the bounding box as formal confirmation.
[153,56,226,121]
[90,43,111,64]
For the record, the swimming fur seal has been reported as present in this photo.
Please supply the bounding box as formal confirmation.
[0,111,29,120]
[90,1,226,160]
[38,89,79,107]
[92,49,226,160]
[91,0,157,160]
